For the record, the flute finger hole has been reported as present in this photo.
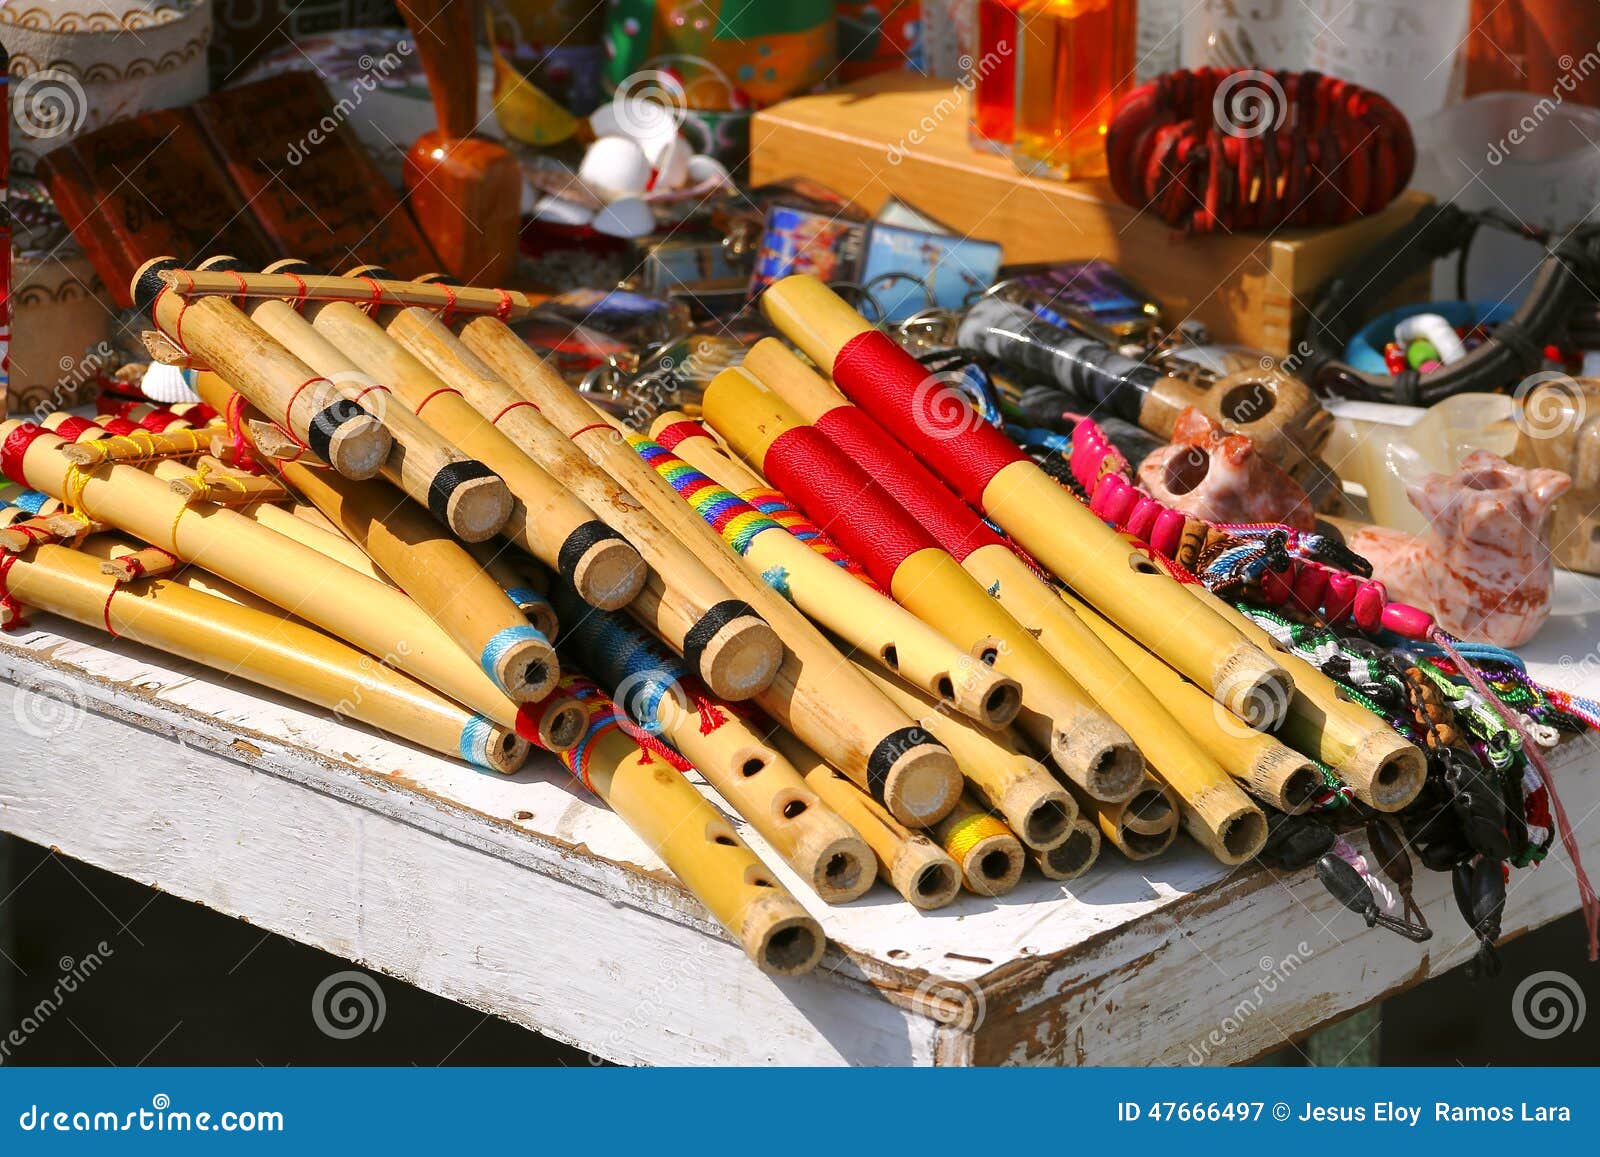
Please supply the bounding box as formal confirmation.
[740,755,766,778]
[707,823,739,847]
[745,868,777,888]
[879,644,899,670]
[780,798,808,819]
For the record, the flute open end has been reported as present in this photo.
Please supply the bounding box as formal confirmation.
[1035,816,1102,881]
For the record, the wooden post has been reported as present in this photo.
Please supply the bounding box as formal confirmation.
[548,581,874,904]
[4,539,530,772]
[771,731,962,910]
[557,678,825,976]
[704,364,1142,802]
[759,274,1293,724]
[134,259,391,479]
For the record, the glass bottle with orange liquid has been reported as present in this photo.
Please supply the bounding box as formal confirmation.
[1012,0,1137,180]
[968,0,1026,153]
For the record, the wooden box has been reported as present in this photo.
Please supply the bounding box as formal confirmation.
[750,75,1432,356]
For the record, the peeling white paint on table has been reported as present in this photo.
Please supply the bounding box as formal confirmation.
[3,572,1599,1066]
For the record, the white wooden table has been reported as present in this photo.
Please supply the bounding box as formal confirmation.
[4,573,1598,1066]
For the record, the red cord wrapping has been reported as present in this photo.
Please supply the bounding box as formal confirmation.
[1105,68,1415,233]
[0,553,28,631]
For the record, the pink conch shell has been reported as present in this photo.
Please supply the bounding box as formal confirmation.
[1138,407,1314,529]
[1347,451,1570,647]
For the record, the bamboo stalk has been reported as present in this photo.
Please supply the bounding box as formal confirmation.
[465,540,558,641]
[157,265,540,318]
[771,731,961,910]
[558,679,825,975]
[931,793,1025,896]
[639,414,1022,728]
[548,581,874,904]
[62,423,221,467]
[167,456,290,506]
[850,659,1075,851]
[197,374,559,703]
[5,538,529,772]
[0,419,550,743]
[388,295,960,826]
[759,274,1294,726]
[134,258,391,479]
[704,364,1142,801]
[1193,587,1427,812]
[1034,814,1102,881]
[98,544,181,582]
[263,267,647,615]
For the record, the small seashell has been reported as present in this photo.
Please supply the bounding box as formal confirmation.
[141,362,200,404]
[578,136,651,198]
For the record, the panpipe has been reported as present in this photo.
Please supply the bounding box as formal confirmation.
[381,284,962,828]
[557,678,825,976]
[932,792,1025,897]
[643,414,1022,728]
[850,658,1075,852]
[0,419,560,747]
[194,375,559,705]
[4,538,529,772]
[546,579,874,904]
[759,275,1293,726]
[133,261,392,480]
[772,732,963,910]
[703,364,1142,802]
[149,265,540,319]
[181,255,505,545]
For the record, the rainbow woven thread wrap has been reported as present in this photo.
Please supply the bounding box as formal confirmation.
[557,677,624,794]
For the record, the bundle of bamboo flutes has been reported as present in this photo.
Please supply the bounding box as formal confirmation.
[0,259,1429,978]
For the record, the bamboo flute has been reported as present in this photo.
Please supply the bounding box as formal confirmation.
[1191,587,1427,811]
[1034,814,1102,881]
[646,410,881,587]
[40,409,400,587]
[1062,590,1325,814]
[0,419,564,746]
[133,260,391,479]
[932,793,1025,896]
[379,291,960,827]
[199,258,523,543]
[358,283,782,698]
[4,538,530,772]
[704,365,1142,802]
[62,423,222,467]
[1075,781,1181,860]
[466,541,558,640]
[639,414,1022,728]
[159,266,541,318]
[771,731,962,909]
[557,678,825,975]
[848,657,1075,851]
[197,374,559,703]
[760,275,1295,721]
[546,580,874,903]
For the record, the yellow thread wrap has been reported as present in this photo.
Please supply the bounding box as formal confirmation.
[942,810,1011,864]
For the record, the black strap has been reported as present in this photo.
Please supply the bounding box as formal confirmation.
[427,460,499,527]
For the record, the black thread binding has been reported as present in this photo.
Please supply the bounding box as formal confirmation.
[866,726,937,800]
[681,599,758,680]
[307,399,365,462]
[558,520,627,583]
[427,460,498,527]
